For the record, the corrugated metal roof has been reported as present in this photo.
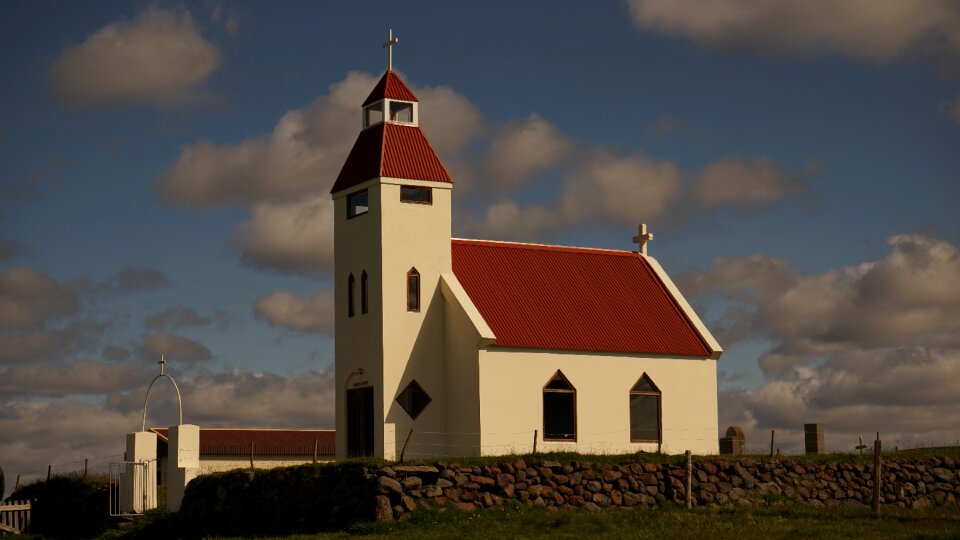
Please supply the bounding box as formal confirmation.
[151,428,335,456]
[451,239,712,356]
[331,123,451,194]
[362,70,418,106]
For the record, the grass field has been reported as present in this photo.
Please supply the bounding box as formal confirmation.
[201,503,960,540]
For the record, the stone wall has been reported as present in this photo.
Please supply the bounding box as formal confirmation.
[370,455,959,521]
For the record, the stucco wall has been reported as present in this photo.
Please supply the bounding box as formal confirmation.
[478,349,719,455]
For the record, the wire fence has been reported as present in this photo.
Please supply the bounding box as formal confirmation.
[7,454,123,494]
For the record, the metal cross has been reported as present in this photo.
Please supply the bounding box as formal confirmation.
[382,28,399,70]
[632,223,654,256]
[158,354,165,375]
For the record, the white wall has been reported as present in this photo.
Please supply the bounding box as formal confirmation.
[478,349,719,455]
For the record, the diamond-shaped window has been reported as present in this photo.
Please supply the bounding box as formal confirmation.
[396,380,432,420]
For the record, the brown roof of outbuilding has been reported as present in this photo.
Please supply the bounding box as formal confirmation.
[362,70,418,106]
[330,122,451,194]
[150,428,335,456]
[451,239,712,357]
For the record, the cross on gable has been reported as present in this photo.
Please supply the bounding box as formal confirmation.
[632,223,653,256]
[382,28,399,70]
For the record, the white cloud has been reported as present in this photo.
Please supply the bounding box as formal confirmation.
[0,359,150,397]
[482,114,574,187]
[234,197,335,274]
[254,289,335,334]
[145,306,230,331]
[139,331,214,364]
[626,0,960,62]
[46,7,221,109]
[0,267,78,328]
[681,233,960,452]
[693,157,813,213]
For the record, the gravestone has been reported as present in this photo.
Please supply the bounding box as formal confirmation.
[719,425,746,455]
[804,423,825,454]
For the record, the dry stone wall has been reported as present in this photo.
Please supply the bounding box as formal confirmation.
[369,456,959,521]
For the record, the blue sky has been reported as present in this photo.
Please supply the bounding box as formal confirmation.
[2,1,959,486]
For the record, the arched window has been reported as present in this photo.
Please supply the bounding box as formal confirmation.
[361,271,368,314]
[406,268,420,312]
[630,373,661,443]
[347,273,355,317]
[543,370,576,441]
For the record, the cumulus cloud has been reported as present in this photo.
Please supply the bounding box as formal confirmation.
[0,267,78,328]
[0,359,150,397]
[693,158,815,213]
[681,233,960,451]
[145,306,230,331]
[626,0,960,62]
[138,331,214,364]
[234,197,335,274]
[482,114,575,187]
[254,290,335,334]
[157,71,482,209]
[46,7,221,109]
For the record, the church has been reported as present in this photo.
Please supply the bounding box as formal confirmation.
[332,41,722,460]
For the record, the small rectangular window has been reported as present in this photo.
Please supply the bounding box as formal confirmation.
[390,102,413,123]
[347,190,369,218]
[400,186,432,204]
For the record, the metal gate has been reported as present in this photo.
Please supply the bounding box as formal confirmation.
[109,460,162,516]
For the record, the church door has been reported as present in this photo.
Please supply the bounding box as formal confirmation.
[346,387,374,457]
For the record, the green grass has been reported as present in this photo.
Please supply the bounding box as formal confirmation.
[229,504,960,540]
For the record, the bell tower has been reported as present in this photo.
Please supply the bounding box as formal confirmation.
[331,30,453,460]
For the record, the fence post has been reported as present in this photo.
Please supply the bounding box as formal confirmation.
[532,429,538,454]
[249,442,254,469]
[46,465,51,481]
[84,458,88,478]
[15,475,20,491]
[769,430,775,457]
[873,435,882,518]
[685,450,693,509]
[313,437,318,463]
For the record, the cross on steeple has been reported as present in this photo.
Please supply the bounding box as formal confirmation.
[158,354,165,375]
[383,28,399,70]
[633,224,654,256]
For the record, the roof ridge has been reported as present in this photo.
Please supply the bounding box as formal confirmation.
[452,238,637,256]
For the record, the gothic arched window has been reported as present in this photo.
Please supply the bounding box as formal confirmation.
[630,373,661,443]
[348,273,355,317]
[543,370,576,441]
[406,268,420,312]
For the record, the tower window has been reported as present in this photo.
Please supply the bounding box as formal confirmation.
[389,101,413,123]
[543,371,576,441]
[361,271,369,314]
[364,103,383,127]
[406,268,420,312]
[347,190,369,218]
[630,374,661,443]
[348,273,355,317]
[400,186,432,204]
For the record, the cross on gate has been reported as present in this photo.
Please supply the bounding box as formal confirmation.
[383,29,399,70]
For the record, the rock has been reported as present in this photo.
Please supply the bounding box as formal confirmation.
[437,478,454,489]
[554,474,569,485]
[455,502,477,512]
[587,480,603,493]
[584,501,601,512]
[496,473,514,487]
[610,490,623,506]
[378,476,403,496]
[380,467,397,478]
[593,493,611,507]
[443,488,461,501]
[932,468,954,483]
[374,495,393,522]
[479,492,494,507]
[542,460,561,468]
[401,495,417,512]
[643,463,659,473]
[423,484,442,498]
[401,476,423,490]
[471,475,496,487]
[603,469,623,482]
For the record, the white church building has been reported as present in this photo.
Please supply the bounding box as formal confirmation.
[332,56,722,460]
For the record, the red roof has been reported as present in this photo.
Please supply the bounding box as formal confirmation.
[362,70,418,106]
[451,240,711,356]
[330,122,451,194]
[150,428,335,456]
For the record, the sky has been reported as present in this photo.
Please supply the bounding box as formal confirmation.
[2,0,959,491]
